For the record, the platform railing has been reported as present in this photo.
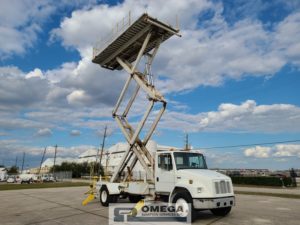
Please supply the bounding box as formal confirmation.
[93,11,133,58]
[92,12,180,59]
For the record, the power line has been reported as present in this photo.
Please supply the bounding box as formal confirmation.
[198,139,300,150]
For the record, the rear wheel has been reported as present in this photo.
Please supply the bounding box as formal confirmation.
[210,207,231,216]
[100,186,114,207]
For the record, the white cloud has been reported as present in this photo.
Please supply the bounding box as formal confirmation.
[273,144,300,158]
[159,100,300,133]
[0,140,96,166]
[67,89,91,106]
[25,68,44,79]
[244,144,300,158]
[70,129,81,136]
[0,0,99,58]
[274,12,300,65]
[0,118,49,130]
[0,66,24,77]
[0,0,52,58]
[0,67,49,111]
[50,0,300,94]
[1,1,300,149]
[244,146,272,158]
[36,128,52,137]
[51,0,213,56]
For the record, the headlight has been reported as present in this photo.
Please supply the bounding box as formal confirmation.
[197,187,203,193]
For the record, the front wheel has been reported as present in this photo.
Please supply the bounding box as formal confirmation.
[100,186,114,207]
[172,191,196,222]
[210,207,231,216]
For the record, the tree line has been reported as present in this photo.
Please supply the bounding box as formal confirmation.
[51,162,104,178]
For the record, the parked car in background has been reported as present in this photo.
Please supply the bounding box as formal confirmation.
[49,174,55,182]
[15,176,21,183]
[7,176,15,183]
[33,175,41,182]
[20,174,34,184]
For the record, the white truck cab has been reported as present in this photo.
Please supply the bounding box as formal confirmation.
[96,150,235,218]
[156,151,234,216]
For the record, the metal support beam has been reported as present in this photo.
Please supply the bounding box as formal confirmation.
[143,102,166,144]
[110,144,133,182]
[132,32,152,73]
[112,75,132,116]
[129,101,154,145]
[110,30,168,183]
[123,84,140,117]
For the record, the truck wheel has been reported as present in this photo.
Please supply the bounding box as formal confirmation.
[100,186,113,207]
[210,207,231,216]
[172,191,196,221]
[128,195,142,203]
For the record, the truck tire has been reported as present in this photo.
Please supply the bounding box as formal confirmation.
[128,195,142,203]
[210,206,231,216]
[172,191,196,222]
[100,186,113,207]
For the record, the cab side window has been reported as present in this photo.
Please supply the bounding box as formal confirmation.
[158,154,173,171]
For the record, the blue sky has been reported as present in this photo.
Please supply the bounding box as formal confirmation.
[0,0,300,170]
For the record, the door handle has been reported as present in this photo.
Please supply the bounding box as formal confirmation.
[156,177,159,182]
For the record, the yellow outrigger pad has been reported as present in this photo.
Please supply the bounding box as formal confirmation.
[82,176,99,206]
[82,193,95,206]
[130,200,145,216]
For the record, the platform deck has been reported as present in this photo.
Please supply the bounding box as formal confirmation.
[92,13,179,70]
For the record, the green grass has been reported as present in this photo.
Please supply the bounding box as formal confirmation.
[0,182,88,191]
[235,191,300,199]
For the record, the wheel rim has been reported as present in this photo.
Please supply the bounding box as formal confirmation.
[101,190,108,202]
[175,198,190,217]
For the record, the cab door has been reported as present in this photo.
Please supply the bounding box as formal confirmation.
[155,153,175,193]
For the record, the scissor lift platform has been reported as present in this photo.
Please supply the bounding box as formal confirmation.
[92,13,179,70]
[93,13,180,184]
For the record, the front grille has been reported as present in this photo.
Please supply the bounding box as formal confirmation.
[214,180,231,194]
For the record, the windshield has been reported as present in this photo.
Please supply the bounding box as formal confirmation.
[174,152,207,170]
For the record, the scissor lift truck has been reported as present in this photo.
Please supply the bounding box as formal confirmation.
[93,13,235,219]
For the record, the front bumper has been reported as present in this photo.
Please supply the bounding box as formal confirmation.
[193,196,235,209]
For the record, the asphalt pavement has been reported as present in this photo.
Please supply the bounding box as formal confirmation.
[0,186,299,225]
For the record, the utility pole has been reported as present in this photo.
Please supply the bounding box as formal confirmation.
[15,156,18,167]
[98,126,107,176]
[38,147,47,175]
[21,152,25,173]
[53,145,57,177]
